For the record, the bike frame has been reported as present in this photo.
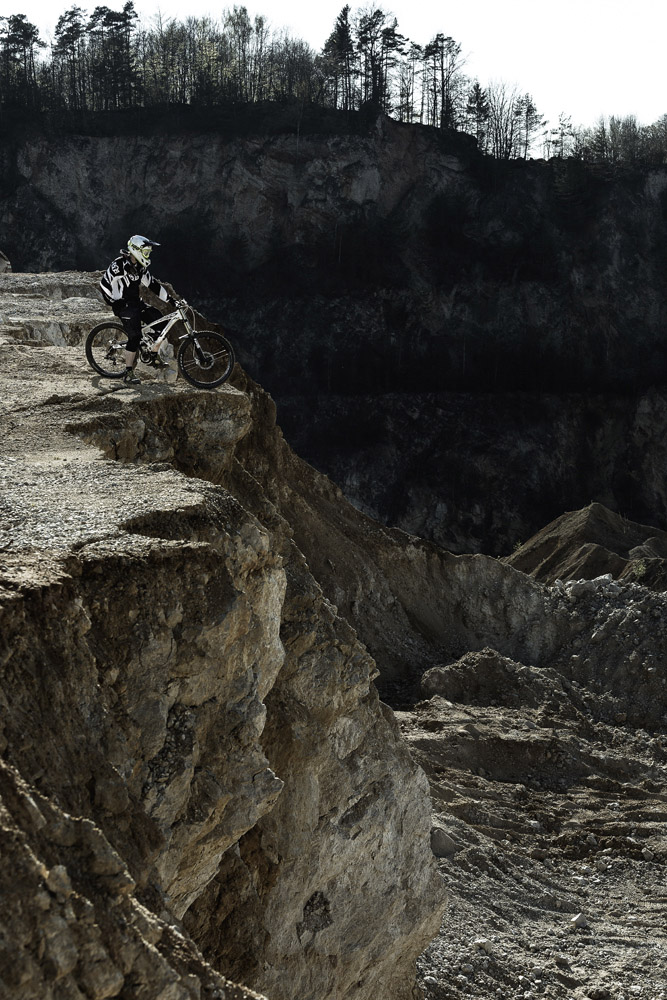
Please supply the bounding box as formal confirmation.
[90,297,234,388]
[141,301,195,346]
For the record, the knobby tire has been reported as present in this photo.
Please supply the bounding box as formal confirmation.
[177,331,235,389]
[85,322,128,379]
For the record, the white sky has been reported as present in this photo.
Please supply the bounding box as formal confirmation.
[12,0,667,128]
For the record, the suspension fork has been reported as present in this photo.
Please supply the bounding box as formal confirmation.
[180,332,204,357]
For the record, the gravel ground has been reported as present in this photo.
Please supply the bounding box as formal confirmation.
[400,666,667,1000]
[0,332,201,557]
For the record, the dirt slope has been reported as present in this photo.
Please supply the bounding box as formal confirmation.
[506,502,667,590]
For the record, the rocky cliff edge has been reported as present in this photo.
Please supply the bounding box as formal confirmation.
[0,272,444,1000]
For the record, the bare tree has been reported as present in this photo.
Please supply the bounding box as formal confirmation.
[486,80,521,159]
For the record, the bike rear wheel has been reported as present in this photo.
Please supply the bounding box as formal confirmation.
[85,322,128,378]
[177,331,235,389]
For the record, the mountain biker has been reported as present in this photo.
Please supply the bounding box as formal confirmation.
[99,235,177,384]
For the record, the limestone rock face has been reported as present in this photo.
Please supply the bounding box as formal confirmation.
[0,271,445,1000]
[0,758,262,1000]
[0,270,107,346]
[2,120,460,274]
[5,119,667,558]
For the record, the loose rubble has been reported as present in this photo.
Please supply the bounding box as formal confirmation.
[399,569,667,999]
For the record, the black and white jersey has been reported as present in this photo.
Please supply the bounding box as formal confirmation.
[100,251,172,307]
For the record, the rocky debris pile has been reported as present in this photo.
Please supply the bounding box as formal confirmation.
[403,690,667,1000]
[0,273,444,1000]
[395,563,667,999]
[422,648,573,712]
[507,502,667,590]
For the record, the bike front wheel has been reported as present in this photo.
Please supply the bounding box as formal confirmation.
[85,322,128,378]
[177,331,235,389]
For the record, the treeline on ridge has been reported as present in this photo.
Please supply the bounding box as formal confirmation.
[2,2,667,166]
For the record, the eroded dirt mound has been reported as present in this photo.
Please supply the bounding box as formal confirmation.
[506,502,667,590]
[421,648,568,711]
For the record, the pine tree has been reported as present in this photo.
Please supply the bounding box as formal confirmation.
[0,14,45,108]
[356,6,387,106]
[395,41,422,122]
[53,7,87,110]
[548,113,577,159]
[321,6,356,109]
[422,34,463,129]
[466,80,489,150]
[516,93,546,158]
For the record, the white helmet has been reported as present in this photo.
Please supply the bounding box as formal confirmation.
[127,234,160,268]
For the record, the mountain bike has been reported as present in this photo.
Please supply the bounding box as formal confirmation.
[85,300,235,389]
